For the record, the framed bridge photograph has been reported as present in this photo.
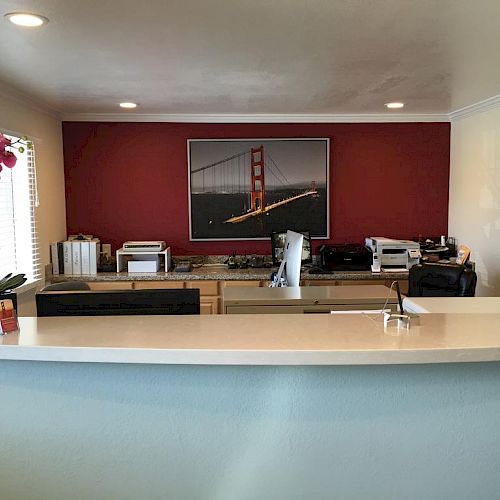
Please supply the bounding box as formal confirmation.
[188,138,330,241]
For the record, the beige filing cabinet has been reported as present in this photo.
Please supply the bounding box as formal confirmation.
[223,285,400,314]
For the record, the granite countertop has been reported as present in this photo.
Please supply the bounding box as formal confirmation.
[50,265,409,282]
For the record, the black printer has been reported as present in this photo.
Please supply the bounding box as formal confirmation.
[319,244,371,271]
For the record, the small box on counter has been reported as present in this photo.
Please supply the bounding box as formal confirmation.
[0,299,19,335]
[128,256,160,272]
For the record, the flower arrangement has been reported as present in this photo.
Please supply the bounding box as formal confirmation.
[0,132,33,174]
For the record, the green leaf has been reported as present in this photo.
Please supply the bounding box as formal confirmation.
[0,273,27,294]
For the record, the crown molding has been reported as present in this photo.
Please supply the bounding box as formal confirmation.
[449,95,500,121]
[0,81,61,119]
[1,79,498,124]
[61,112,450,123]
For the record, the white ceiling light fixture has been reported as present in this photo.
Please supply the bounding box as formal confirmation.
[119,102,138,109]
[4,12,49,27]
[385,102,405,109]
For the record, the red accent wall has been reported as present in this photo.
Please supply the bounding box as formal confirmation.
[62,122,450,255]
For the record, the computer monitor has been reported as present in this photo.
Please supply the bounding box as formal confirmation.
[271,230,312,265]
[273,230,304,287]
[36,288,200,317]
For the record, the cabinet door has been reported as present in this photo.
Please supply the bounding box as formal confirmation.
[200,297,219,315]
[133,281,185,290]
[223,280,262,287]
[186,281,219,296]
[302,280,341,286]
[87,281,134,290]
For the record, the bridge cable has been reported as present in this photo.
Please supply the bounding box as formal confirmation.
[266,154,291,187]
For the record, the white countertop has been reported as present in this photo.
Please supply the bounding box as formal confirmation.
[2,314,500,365]
[403,297,500,314]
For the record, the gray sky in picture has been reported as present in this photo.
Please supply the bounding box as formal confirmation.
[189,139,328,190]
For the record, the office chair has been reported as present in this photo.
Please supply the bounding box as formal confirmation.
[408,263,477,297]
[41,281,91,291]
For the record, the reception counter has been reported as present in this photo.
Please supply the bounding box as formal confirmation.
[2,314,500,499]
[2,313,500,365]
[403,296,500,314]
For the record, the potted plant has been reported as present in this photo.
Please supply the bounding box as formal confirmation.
[0,273,27,310]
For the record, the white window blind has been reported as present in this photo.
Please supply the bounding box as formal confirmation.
[0,133,40,283]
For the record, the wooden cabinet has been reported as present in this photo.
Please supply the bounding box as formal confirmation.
[186,280,219,296]
[185,281,220,314]
[83,280,221,314]
[200,297,220,315]
[134,281,185,290]
[80,276,408,315]
[302,280,341,287]
[87,281,134,290]
[223,280,263,287]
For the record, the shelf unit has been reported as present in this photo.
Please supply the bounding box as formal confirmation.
[116,247,171,273]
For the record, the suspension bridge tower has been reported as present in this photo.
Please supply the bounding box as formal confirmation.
[250,145,266,211]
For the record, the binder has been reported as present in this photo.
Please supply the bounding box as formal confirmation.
[89,239,100,275]
[51,242,59,275]
[57,242,64,274]
[51,241,65,275]
[71,241,82,275]
[80,241,91,274]
[63,241,73,274]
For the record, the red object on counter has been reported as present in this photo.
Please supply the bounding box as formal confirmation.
[0,299,19,334]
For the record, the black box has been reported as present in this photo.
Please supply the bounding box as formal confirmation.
[319,244,371,271]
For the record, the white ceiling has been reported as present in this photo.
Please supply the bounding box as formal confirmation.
[0,0,499,116]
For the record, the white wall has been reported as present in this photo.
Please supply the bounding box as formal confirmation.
[0,90,66,314]
[449,105,500,296]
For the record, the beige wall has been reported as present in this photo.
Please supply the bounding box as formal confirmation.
[0,91,66,314]
[449,105,500,296]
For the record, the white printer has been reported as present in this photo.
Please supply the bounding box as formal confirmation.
[365,237,421,271]
[123,241,166,252]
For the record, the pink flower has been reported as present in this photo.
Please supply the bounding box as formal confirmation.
[0,133,30,174]
[0,133,11,150]
[0,151,17,168]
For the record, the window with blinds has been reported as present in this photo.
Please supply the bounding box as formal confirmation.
[0,133,40,283]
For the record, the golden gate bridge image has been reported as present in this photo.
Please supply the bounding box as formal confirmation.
[191,144,319,224]
[189,138,328,240]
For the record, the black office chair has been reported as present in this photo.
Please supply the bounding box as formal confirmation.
[408,263,477,297]
[41,281,91,291]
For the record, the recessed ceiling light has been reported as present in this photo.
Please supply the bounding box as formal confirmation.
[119,102,138,109]
[385,102,405,109]
[5,12,48,27]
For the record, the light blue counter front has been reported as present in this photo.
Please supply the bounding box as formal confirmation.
[1,360,499,500]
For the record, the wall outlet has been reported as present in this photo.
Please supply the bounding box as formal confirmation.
[101,244,112,258]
